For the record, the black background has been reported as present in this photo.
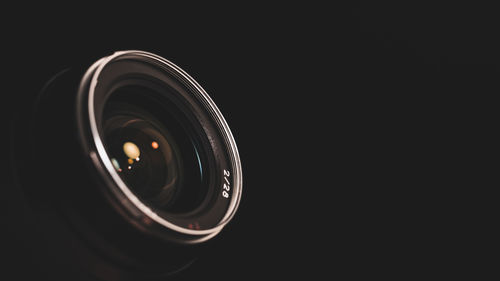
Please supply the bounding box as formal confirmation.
[1,2,492,279]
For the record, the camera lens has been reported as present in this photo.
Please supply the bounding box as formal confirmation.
[10,50,242,279]
[76,50,243,243]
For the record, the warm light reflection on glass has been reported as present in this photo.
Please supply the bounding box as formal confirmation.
[152,141,159,149]
[123,142,140,159]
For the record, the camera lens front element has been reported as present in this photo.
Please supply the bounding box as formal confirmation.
[76,50,242,243]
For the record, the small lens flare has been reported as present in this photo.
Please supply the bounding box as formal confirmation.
[111,158,121,172]
[127,158,134,165]
[152,141,159,149]
[123,142,140,159]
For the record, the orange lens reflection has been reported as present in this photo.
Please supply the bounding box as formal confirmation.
[152,141,159,149]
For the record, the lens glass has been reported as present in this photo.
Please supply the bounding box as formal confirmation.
[102,85,207,214]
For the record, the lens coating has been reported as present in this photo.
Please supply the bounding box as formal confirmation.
[105,112,182,207]
[102,85,207,214]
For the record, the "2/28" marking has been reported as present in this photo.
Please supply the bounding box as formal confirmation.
[222,169,230,198]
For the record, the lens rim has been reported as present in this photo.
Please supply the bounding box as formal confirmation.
[76,50,242,243]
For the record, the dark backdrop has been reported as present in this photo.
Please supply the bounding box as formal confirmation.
[2,2,491,279]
